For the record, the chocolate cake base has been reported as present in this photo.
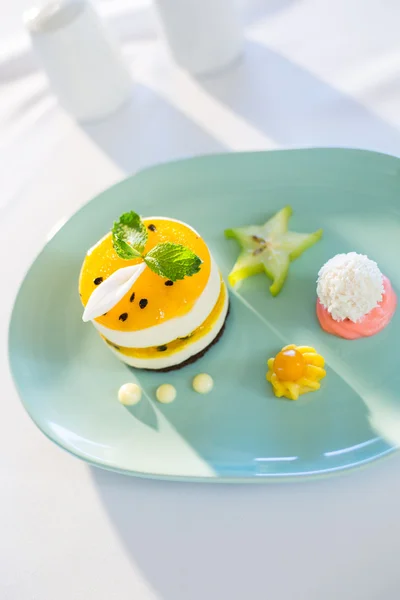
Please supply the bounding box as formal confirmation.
[130,303,230,373]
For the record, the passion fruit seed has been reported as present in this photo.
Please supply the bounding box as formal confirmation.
[129,292,135,302]
[119,312,128,322]
[165,280,174,286]
[157,345,168,352]
[139,299,148,309]
[94,277,103,285]
[148,224,156,232]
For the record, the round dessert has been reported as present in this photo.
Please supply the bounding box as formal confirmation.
[79,215,229,370]
[316,252,397,340]
[266,344,326,400]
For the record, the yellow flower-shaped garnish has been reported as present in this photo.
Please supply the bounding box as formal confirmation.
[266,344,326,400]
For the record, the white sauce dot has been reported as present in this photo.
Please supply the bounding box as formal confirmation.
[118,383,142,406]
[156,384,177,404]
[192,373,214,394]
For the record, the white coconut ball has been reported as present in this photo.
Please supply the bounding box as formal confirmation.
[317,252,384,322]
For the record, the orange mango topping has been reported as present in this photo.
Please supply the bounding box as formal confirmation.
[104,280,226,359]
[79,218,211,331]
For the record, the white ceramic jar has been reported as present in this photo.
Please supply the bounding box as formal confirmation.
[153,0,243,75]
[24,0,133,122]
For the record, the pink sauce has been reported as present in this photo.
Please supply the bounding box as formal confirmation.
[316,276,397,340]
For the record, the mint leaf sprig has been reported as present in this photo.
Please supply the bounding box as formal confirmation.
[112,211,147,257]
[145,242,202,280]
[111,211,202,282]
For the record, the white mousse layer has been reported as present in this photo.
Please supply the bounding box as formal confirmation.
[108,284,229,369]
[93,254,221,348]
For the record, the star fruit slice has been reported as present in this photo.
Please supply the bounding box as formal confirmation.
[225,206,323,296]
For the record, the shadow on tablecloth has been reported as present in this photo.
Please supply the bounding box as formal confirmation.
[81,39,400,178]
[194,39,400,155]
[90,455,399,600]
[81,83,227,175]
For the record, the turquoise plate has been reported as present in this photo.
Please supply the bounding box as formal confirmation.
[9,149,400,481]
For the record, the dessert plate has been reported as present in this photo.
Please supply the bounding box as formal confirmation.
[9,149,400,481]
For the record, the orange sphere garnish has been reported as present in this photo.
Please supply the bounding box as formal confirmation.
[273,348,306,381]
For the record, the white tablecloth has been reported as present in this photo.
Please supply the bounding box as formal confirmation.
[2,1,400,598]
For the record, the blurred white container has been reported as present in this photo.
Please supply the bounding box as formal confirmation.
[153,0,243,75]
[24,0,132,122]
